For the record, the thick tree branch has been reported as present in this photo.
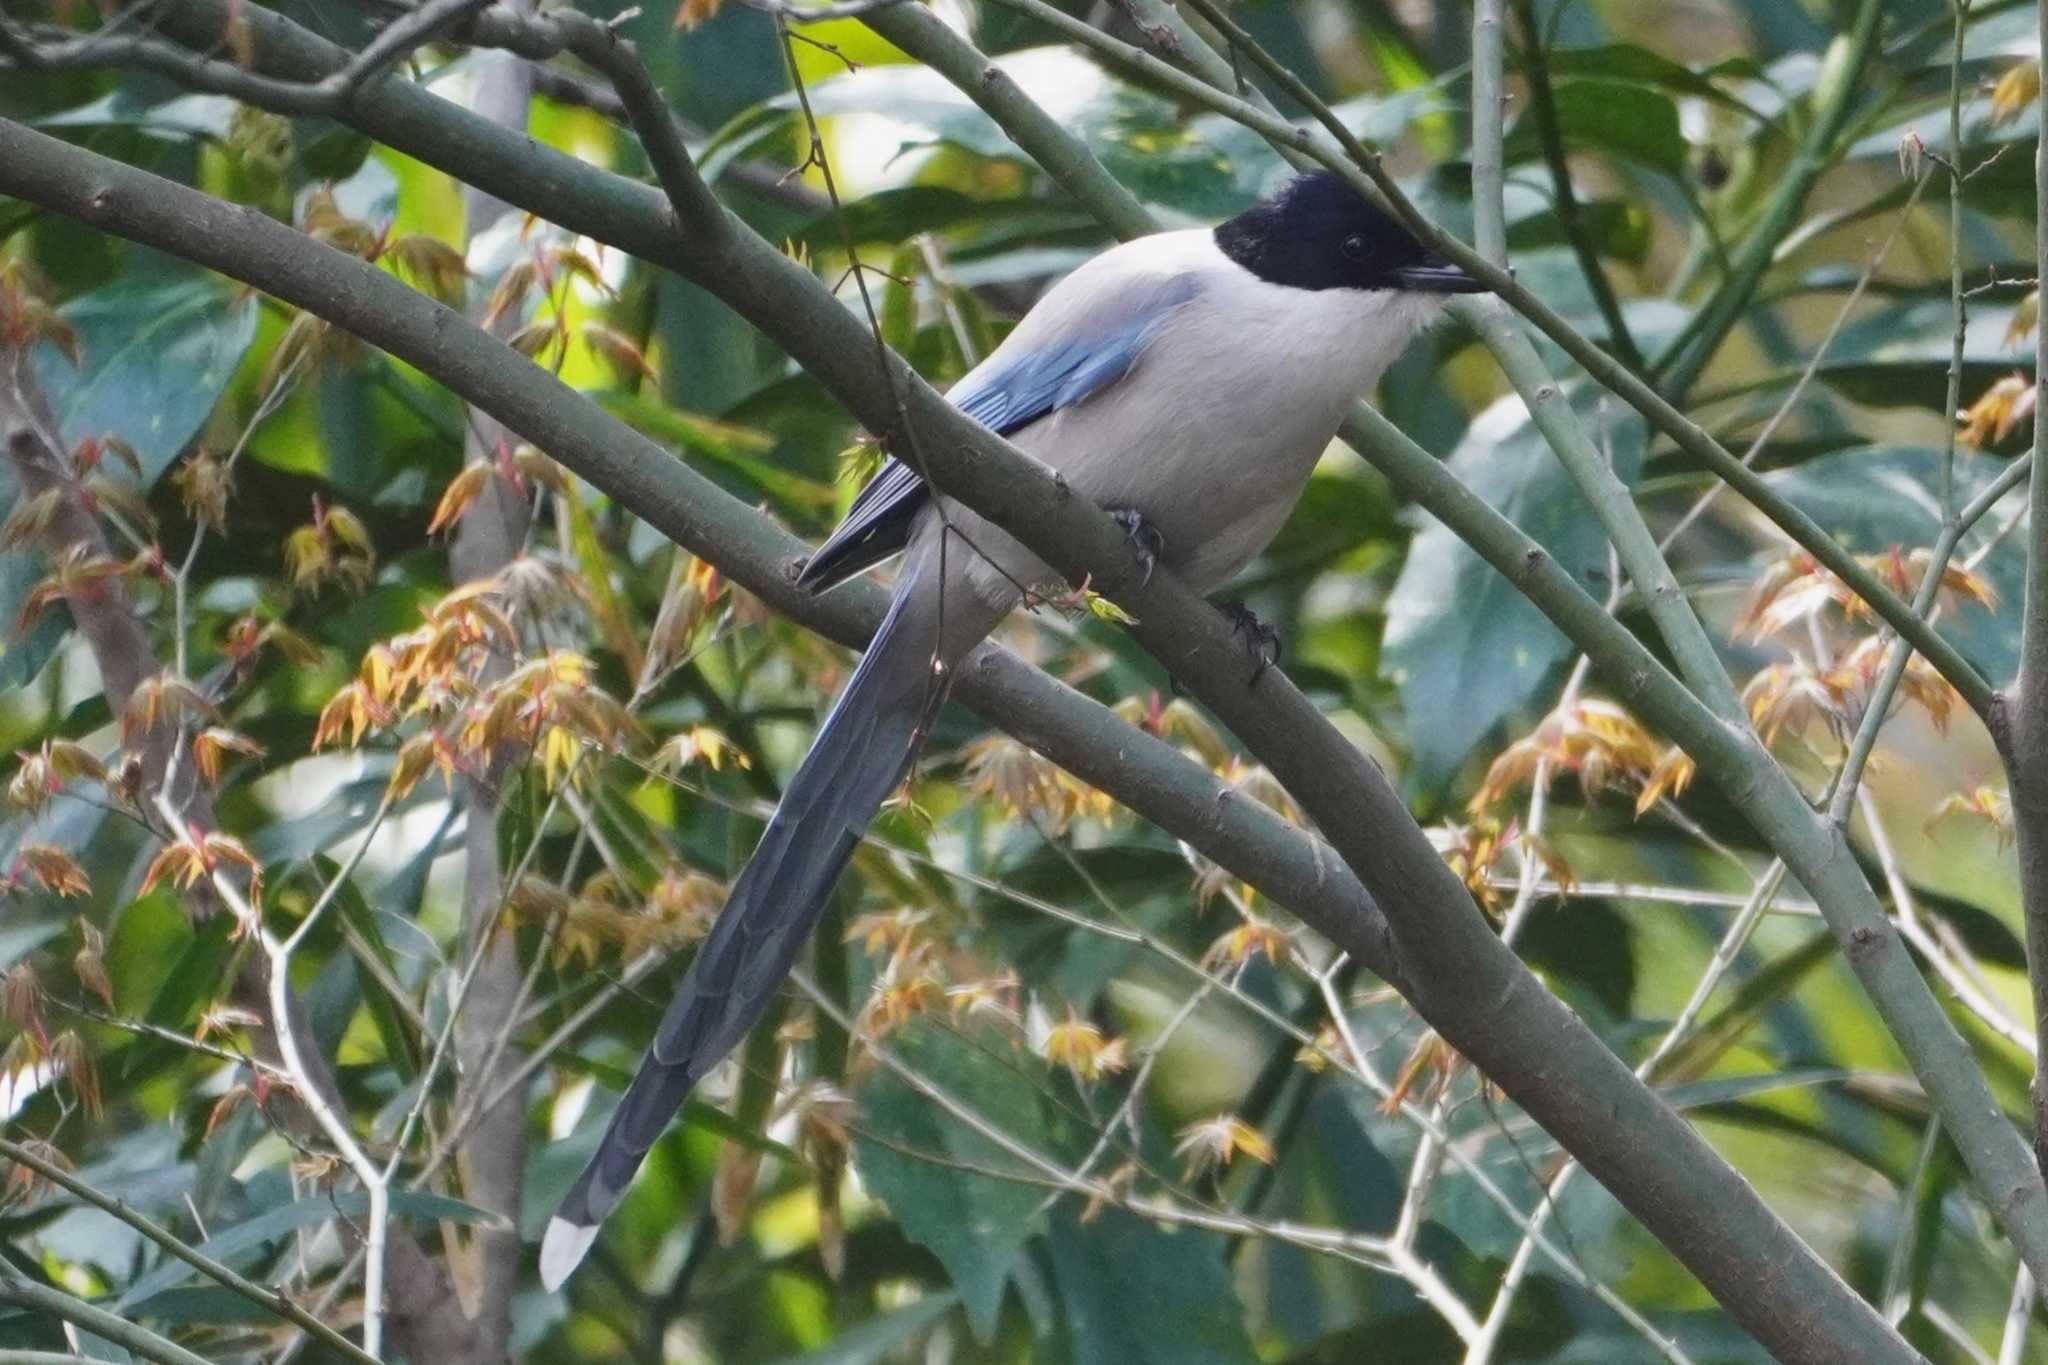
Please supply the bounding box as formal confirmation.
[13,0,1961,720]
[931,0,2048,1289]
[0,109,1912,1362]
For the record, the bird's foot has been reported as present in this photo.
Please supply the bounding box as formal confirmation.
[1217,598,1282,684]
[1108,507,1164,586]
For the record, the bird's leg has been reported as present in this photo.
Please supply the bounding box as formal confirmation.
[1216,598,1282,684]
[1107,507,1164,586]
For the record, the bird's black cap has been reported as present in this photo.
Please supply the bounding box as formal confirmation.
[1215,170,1486,295]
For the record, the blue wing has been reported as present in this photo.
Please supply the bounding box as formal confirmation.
[797,271,1200,593]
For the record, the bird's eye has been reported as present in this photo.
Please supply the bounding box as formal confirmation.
[1340,234,1369,261]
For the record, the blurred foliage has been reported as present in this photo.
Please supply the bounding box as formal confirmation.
[1,0,2046,1361]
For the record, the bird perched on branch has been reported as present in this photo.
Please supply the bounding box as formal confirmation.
[540,169,1484,1286]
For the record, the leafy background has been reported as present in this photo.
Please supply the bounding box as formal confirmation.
[1,0,2045,1361]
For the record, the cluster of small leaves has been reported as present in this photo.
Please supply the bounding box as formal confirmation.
[505,864,725,968]
[314,568,637,797]
[1734,549,1983,748]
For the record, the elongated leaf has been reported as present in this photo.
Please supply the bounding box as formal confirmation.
[1504,80,1686,174]
[595,392,820,511]
[324,860,422,1080]
[0,504,69,688]
[35,91,239,140]
[1541,44,1767,116]
[116,1188,510,1312]
[1648,931,1837,1085]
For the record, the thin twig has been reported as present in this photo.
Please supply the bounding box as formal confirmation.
[151,768,390,1359]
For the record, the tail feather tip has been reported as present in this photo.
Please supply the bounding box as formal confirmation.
[539,1216,601,1292]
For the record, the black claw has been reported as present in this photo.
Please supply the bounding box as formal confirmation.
[1217,598,1282,684]
[1109,508,1164,586]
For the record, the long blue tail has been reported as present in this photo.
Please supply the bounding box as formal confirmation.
[541,578,947,1287]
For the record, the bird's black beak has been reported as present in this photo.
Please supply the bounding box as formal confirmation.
[1390,258,1488,294]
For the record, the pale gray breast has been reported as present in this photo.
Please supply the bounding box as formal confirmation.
[1026,273,1397,591]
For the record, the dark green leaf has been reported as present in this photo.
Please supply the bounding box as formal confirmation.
[1541,44,1767,116]
[852,1022,1056,1340]
[1505,80,1686,174]
[117,1188,511,1312]
[1384,386,1646,790]
[34,254,259,486]
[35,91,239,141]
[1045,1205,1257,1365]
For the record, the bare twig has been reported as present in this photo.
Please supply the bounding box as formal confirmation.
[151,771,391,1357]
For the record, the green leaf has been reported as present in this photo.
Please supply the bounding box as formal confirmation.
[247,773,392,864]
[0,919,64,971]
[1384,386,1646,791]
[762,1292,958,1364]
[595,392,824,512]
[1659,1065,1858,1111]
[34,254,259,486]
[0,543,70,690]
[706,47,1317,220]
[792,186,1091,252]
[1541,44,1767,117]
[136,904,231,1031]
[325,862,421,1080]
[1045,1206,1257,1365]
[0,461,70,689]
[1505,197,1652,264]
[1796,299,2031,412]
[1504,80,1686,174]
[852,1022,1055,1340]
[115,1188,511,1313]
[1647,931,1836,1084]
